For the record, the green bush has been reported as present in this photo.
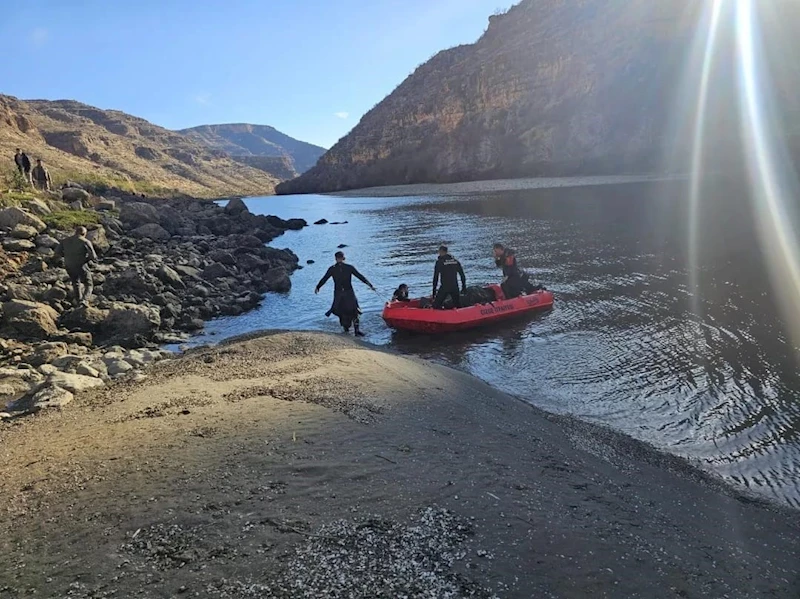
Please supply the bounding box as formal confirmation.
[43,210,101,230]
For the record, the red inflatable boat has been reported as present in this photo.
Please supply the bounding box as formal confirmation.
[382,284,554,333]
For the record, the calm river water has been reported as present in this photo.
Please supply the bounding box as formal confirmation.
[190,177,800,507]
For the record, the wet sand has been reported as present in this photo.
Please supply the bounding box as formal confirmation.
[0,332,797,598]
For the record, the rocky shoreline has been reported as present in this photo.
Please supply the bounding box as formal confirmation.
[0,188,305,418]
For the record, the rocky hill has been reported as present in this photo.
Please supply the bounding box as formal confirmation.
[180,123,326,177]
[278,0,800,194]
[0,96,279,198]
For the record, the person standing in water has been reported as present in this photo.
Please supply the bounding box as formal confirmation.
[54,226,98,306]
[432,245,466,309]
[315,251,375,336]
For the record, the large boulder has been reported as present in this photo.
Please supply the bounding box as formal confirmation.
[95,198,116,211]
[102,267,160,299]
[46,372,104,393]
[265,268,292,293]
[155,265,185,289]
[28,341,69,367]
[201,263,235,281]
[119,202,159,228]
[86,226,110,253]
[285,218,307,230]
[104,303,161,342]
[35,234,59,249]
[24,199,52,217]
[1,300,60,339]
[208,250,236,265]
[2,239,36,252]
[224,198,249,216]
[0,375,38,406]
[60,306,110,333]
[0,207,46,232]
[131,223,171,241]
[61,188,91,204]
[11,224,38,239]
[31,385,74,409]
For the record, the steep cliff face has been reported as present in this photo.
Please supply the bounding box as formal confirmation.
[278,0,800,194]
[0,96,279,197]
[180,124,326,175]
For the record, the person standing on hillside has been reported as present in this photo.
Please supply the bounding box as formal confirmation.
[55,226,98,307]
[432,245,466,309]
[20,151,32,185]
[315,251,375,336]
[31,159,52,192]
[13,149,24,177]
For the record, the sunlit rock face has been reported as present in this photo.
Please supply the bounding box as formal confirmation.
[278,0,800,194]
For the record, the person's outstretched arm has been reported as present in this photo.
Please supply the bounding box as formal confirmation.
[315,267,334,293]
[351,266,374,289]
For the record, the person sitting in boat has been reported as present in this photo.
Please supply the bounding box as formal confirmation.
[493,243,528,299]
[392,284,410,302]
[432,245,466,309]
[315,251,375,337]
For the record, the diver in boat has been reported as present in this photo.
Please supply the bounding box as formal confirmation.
[493,243,528,299]
[315,251,375,336]
[392,284,410,302]
[432,246,466,309]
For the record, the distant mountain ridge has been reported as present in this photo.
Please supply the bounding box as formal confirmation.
[180,123,326,178]
[277,0,800,194]
[0,95,279,197]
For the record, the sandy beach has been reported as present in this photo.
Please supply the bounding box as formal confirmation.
[0,332,797,598]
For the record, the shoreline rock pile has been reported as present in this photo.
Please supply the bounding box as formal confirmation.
[0,188,306,419]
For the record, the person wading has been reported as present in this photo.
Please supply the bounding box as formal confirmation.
[315,251,375,336]
[31,159,51,192]
[432,245,466,309]
[55,226,98,306]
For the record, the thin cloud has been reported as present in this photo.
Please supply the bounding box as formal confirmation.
[194,93,212,106]
[334,111,349,120]
[31,28,48,47]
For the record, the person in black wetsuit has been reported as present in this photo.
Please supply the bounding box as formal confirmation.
[315,251,375,336]
[493,242,528,299]
[392,284,410,302]
[432,245,466,309]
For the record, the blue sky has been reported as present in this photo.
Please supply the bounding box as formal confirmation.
[0,0,512,149]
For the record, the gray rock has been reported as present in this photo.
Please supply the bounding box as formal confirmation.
[86,226,110,253]
[120,202,160,228]
[35,234,59,249]
[155,265,185,289]
[75,363,101,378]
[46,372,105,393]
[11,224,38,239]
[224,198,249,216]
[57,331,93,347]
[36,247,54,258]
[31,385,74,409]
[0,376,37,405]
[105,359,133,377]
[265,268,292,293]
[131,223,171,241]
[285,218,307,230]
[104,303,161,341]
[29,341,68,367]
[51,354,87,372]
[3,239,36,252]
[1,300,60,339]
[0,207,46,232]
[61,188,91,204]
[24,199,52,216]
[201,263,234,281]
[38,364,58,376]
[96,199,116,211]
[314,219,329,225]
[208,250,236,265]
[43,286,68,303]
[69,201,83,211]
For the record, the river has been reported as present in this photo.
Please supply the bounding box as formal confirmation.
[186,176,800,508]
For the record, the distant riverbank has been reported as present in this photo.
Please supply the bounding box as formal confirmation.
[1,331,797,598]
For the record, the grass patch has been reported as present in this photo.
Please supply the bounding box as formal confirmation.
[43,210,101,230]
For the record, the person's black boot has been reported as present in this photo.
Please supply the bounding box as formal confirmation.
[354,324,365,337]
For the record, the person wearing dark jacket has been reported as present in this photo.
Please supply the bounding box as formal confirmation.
[392,284,410,302]
[31,159,51,192]
[55,226,98,306]
[432,246,466,309]
[493,243,527,299]
[13,149,24,176]
[20,152,32,185]
[315,251,375,336]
